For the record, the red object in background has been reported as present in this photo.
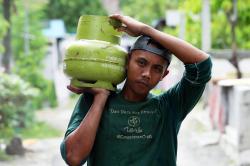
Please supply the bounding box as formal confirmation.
[208,84,226,133]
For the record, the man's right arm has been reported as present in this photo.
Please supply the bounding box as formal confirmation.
[63,88,109,166]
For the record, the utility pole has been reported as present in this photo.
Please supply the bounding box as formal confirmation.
[202,0,211,52]
[179,12,186,40]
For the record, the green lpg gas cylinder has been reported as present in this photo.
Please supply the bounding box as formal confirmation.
[63,15,127,91]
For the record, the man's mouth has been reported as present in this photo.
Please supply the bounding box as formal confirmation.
[136,80,150,88]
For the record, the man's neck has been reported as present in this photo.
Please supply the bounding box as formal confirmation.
[121,85,148,102]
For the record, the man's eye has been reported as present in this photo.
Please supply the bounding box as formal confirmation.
[154,67,163,73]
[137,59,146,66]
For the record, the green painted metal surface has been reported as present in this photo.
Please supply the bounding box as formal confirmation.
[76,15,122,44]
[63,16,127,90]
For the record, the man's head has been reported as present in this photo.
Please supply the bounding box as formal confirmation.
[125,35,172,97]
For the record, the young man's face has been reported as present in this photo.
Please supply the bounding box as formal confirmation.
[125,50,169,96]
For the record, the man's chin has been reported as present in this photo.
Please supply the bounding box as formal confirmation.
[134,88,150,97]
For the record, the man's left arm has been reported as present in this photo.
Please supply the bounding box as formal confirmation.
[110,14,209,64]
[166,57,212,123]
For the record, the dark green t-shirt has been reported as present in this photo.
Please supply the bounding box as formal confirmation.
[61,57,212,166]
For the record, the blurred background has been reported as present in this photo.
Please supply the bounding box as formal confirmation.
[0,0,250,166]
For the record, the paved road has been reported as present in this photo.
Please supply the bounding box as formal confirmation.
[177,108,234,166]
[0,138,67,166]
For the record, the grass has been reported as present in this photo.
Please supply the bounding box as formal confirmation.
[0,121,62,141]
[20,121,62,139]
[0,150,11,161]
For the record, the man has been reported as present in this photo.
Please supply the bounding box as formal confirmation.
[60,14,212,166]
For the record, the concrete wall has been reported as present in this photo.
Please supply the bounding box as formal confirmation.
[218,83,250,165]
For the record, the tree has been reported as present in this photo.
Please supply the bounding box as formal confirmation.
[181,0,250,78]
[180,0,250,50]
[226,0,241,78]
[11,1,57,108]
[121,0,250,50]
[0,2,58,143]
[0,72,39,129]
[44,0,107,33]
[0,10,8,55]
[2,0,12,73]
[121,0,179,25]
[210,0,250,49]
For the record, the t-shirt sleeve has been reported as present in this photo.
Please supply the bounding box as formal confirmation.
[160,56,212,123]
[60,93,93,164]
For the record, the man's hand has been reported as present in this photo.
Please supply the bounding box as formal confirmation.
[109,14,149,37]
[67,85,110,97]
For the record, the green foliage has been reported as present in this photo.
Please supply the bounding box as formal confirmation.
[20,121,62,139]
[0,73,60,141]
[236,0,250,48]
[0,127,14,140]
[121,0,250,49]
[121,0,170,25]
[11,1,57,108]
[180,0,202,13]
[163,26,179,38]
[211,10,231,48]
[180,0,250,49]
[0,72,39,130]
[210,0,250,49]
[13,52,57,108]
[0,149,11,161]
[44,0,107,33]
[178,0,202,47]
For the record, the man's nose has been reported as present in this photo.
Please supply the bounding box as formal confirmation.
[142,68,151,80]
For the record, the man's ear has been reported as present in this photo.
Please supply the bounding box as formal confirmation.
[160,69,169,81]
[125,53,131,70]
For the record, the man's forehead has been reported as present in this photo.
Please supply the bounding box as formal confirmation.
[130,35,172,65]
[130,50,168,66]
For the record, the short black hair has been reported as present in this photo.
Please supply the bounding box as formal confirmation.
[130,35,172,65]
